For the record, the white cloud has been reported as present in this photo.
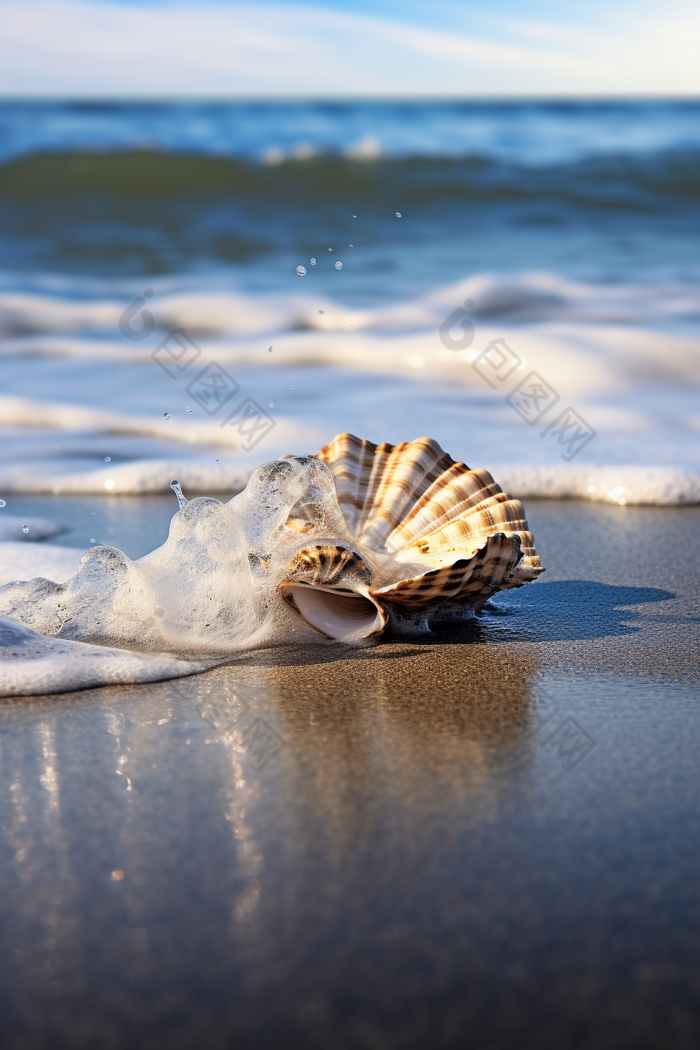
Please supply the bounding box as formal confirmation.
[0,0,698,96]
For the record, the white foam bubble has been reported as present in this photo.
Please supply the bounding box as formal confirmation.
[0,615,213,698]
[0,459,363,663]
[0,272,698,504]
[491,464,700,506]
[0,455,466,691]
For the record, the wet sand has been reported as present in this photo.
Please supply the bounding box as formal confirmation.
[1,500,699,1049]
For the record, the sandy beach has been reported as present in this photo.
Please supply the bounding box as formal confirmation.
[1,498,698,1048]
[1,94,700,1047]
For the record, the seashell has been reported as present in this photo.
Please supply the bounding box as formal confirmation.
[278,433,544,641]
[279,544,387,641]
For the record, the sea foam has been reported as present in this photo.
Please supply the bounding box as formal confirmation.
[0,272,698,505]
[0,616,212,698]
[0,459,378,676]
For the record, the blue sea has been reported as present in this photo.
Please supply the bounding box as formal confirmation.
[1,100,699,505]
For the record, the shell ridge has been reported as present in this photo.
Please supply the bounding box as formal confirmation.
[388,488,511,555]
[355,441,403,536]
[357,437,454,550]
[385,461,480,541]
[385,466,504,553]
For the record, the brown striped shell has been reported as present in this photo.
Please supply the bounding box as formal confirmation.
[278,433,544,640]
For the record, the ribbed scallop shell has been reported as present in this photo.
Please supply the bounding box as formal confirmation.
[279,433,544,639]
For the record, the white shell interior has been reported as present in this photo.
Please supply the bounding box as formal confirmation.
[283,584,383,640]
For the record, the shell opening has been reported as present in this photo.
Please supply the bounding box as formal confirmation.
[281,583,384,640]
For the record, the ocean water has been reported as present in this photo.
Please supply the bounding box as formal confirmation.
[0,100,699,507]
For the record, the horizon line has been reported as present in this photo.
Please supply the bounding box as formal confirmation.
[2,94,700,102]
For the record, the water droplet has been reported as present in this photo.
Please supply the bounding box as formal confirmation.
[55,446,60,450]
[21,524,29,534]
[328,248,333,252]
[352,214,357,218]
[296,265,307,276]
[288,384,293,389]
[91,512,96,515]
[0,500,6,508]
[335,261,343,270]
[186,406,193,412]
[318,309,324,314]
[104,456,111,462]
[216,458,219,463]
[310,258,316,265]
[268,345,273,352]
[163,412,171,420]
[170,479,188,510]
[90,538,96,543]
[145,288,154,297]
[269,402,274,408]
[395,211,402,218]
[349,244,353,247]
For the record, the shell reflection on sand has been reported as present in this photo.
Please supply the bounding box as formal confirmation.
[0,435,543,656]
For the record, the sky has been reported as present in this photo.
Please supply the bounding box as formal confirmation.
[0,0,698,97]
